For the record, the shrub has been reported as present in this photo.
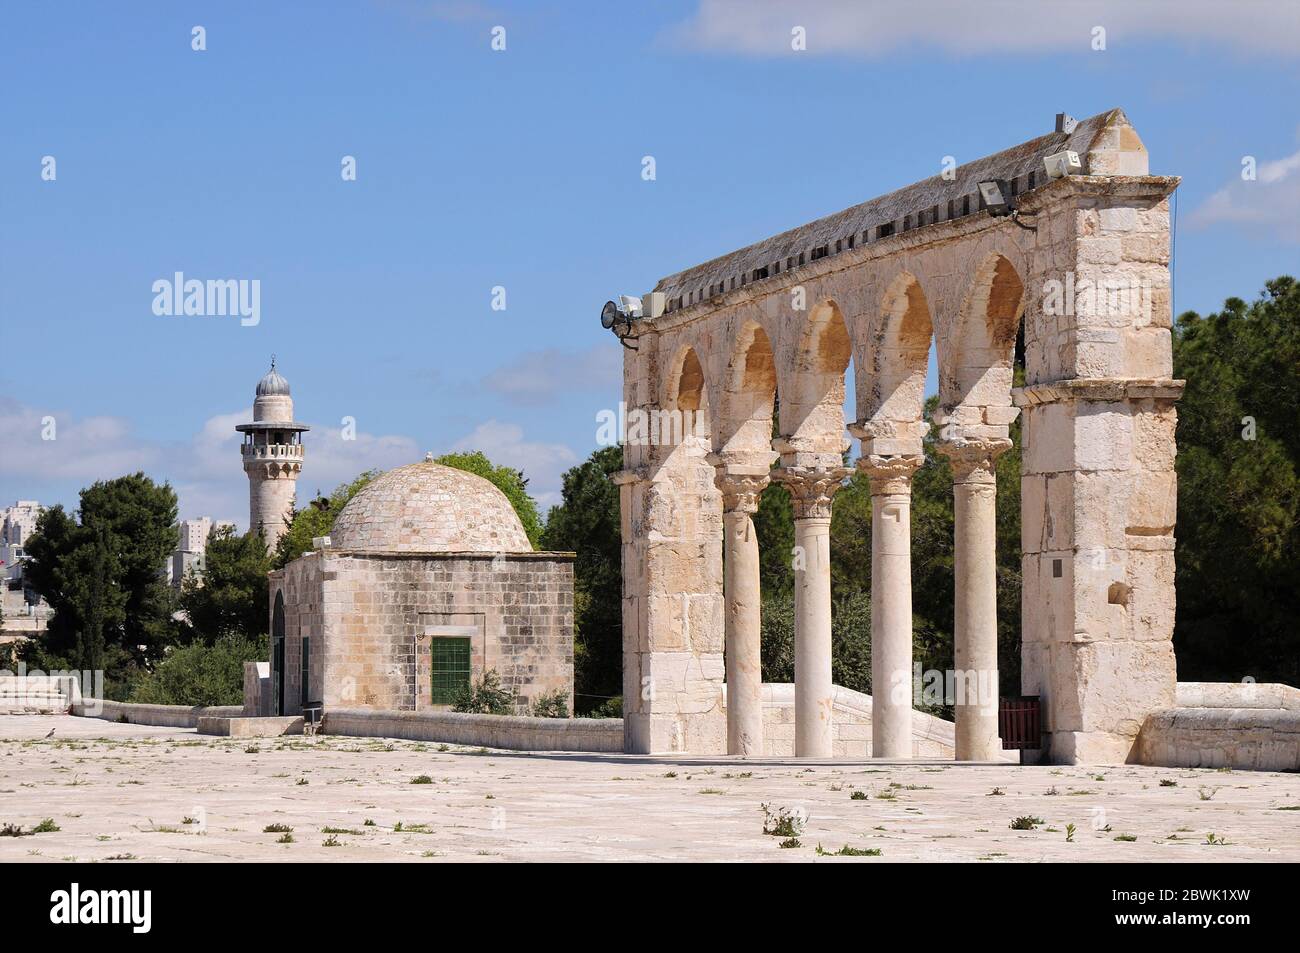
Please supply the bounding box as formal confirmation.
[588,696,622,718]
[530,689,570,719]
[129,634,264,707]
[451,669,515,715]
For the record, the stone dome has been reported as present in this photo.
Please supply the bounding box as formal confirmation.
[256,361,290,397]
[330,462,532,553]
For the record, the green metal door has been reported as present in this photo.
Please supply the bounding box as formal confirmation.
[431,637,471,704]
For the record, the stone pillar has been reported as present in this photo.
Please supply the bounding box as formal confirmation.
[1014,158,1182,764]
[939,438,1010,761]
[773,465,850,758]
[859,454,923,759]
[712,463,770,756]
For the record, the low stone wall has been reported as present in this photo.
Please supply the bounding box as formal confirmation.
[72,699,245,728]
[726,683,964,759]
[324,707,624,752]
[1135,683,1300,771]
[1136,708,1300,771]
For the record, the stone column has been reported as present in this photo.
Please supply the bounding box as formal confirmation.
[712,464,770,757]
[859,454,923,759]
[773,465,850,758]
[939,438,1010,761]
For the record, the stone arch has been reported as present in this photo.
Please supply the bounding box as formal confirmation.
[663,343,711,446]
[779,298,852,459]
[272,590,286,716]
[714,320,777,457]
[857,271,934,454]
[939,251,1026,421]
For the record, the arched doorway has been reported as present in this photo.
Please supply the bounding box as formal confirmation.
[272,591,286,716]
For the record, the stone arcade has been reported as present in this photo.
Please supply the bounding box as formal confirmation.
[615,109,1182,765]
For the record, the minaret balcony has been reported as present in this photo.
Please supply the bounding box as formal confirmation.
[241,444,305,461]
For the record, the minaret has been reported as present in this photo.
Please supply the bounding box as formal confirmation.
[235,358,309,551]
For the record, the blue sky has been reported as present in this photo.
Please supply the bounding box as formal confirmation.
[2,0,1298,525]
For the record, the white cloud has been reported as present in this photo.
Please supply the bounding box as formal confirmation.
[667,0,1300,57]
[449,420,578,509]
[483,344,622,403]
[1188,147,1300,243]
[0,397,420,529]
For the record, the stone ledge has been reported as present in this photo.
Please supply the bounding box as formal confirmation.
[197,715,304,737]
[1012,378,1185,407]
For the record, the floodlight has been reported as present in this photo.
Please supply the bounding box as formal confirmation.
[977,179,1013,217]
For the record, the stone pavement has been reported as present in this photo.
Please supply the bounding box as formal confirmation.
[1,715,1296,862]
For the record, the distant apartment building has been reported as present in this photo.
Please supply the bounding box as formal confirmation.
[1,501,52,644]
[1,501,42,584]
[170,516,236,589]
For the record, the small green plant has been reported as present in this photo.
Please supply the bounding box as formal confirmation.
[1204,832,1227,846]
[761,803,806,838]
[321,826,363,835]
[1159,778,1178,787]
[1009,815,1044,830]
[778,837,801,849]
[1114,833,1137,842]
[322,834,341,847]
[816,843,882,857]
[182,816,198,825]
[451,669,516,715]
[0,823,28,837]
[295,778,309,786]
[363,818,376,826]
[1045,786,1059,796]
[663,771,678,778]
[1198,786,1219,801]
[849,790,868,800]
[1065,823,1076,842]
[263,823,293,833]
[410,775,433,785]
[988,787,1005,796]
[530,689,570,719]
[245,745,260,754]
[277,833,294,844]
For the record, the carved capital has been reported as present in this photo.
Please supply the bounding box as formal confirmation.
[714,471,770,514]
[858,453,924,496]
[936,437,1012,485]
[772,465,851,519]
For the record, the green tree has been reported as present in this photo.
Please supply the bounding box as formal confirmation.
[273,470,378,569]
[22,474,177,687]
[177,526,271,644]
[540,446,622,714]
[1171,277,1300,684]
[436,450,543,546]
[129,634,265,707]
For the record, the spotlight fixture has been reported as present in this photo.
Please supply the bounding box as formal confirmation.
[600,299,639,349]
[976,178,1037,232]
[600,293,665,349]
[977,179,1013,217]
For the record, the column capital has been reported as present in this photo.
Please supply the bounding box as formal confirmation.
[857,453,924,496]
[772,465,851,519]
[713,470,770,514]
[936,437,1012,485]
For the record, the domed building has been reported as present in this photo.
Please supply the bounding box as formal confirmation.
[260,457,574,718]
